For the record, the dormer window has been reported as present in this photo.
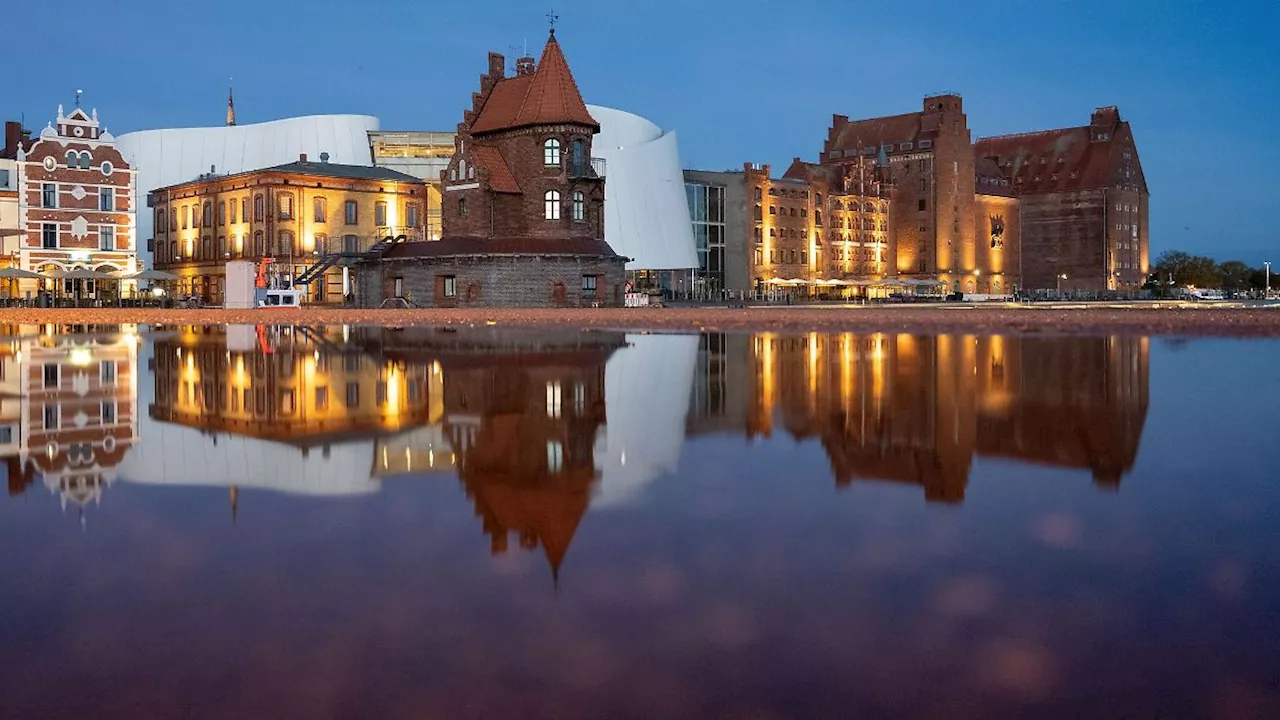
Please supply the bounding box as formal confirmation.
[544,138,561,166]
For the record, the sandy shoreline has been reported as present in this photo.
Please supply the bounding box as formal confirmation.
[3,303,1280,337]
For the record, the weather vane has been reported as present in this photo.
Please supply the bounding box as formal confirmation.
[548,7,559,33]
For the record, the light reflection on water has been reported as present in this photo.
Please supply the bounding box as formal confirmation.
[0,323,1277,719]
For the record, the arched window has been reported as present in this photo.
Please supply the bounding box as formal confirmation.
[202,202,212,227]
[65,151,77,168]
[202,236,212,259]
[544,190,561,220]
[253,231,264,256]
[544,139,561,166]
[572,191,585,221]
[467,165,475,179]
[313,197,326,223]
[253,195,264,222]
[168,240,177,261]
[278,230,294,256]
[449,168,457,181]
[458,197,468,217]
[278,193,293,220]
[156,209,166,234]
[79,151,91,169]
[459,159,467,177]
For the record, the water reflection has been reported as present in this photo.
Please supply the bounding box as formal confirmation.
[689,332,1149,501]
[1,324,1151,520]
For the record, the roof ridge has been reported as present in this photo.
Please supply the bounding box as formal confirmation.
[976,126,1085,142]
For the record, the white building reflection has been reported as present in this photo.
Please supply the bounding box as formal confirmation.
[593,334,698,509]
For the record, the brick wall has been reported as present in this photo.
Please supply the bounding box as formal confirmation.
[357,255,626,308]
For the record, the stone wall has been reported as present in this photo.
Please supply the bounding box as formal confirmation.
[356,255,626,308]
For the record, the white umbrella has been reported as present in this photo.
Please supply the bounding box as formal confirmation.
[125,269,181,281]
[0,268,43,279]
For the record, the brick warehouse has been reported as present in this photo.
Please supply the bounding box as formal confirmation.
[357,30,626,308]
[975,107,1148,292]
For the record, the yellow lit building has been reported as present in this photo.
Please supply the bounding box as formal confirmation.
[368,130,453,240]
[150,157,426,304]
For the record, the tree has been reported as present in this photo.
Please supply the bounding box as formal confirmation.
[1218,260,1253,294]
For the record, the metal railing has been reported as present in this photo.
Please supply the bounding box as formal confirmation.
[568,157,607,179]
[315,227,424,257]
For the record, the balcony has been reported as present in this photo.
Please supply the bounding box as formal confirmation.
[568,157,607,180]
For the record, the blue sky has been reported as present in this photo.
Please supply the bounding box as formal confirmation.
[4,0,1276,264]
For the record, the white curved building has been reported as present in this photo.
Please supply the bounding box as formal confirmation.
[117,114,380,259]
[593,333,697,509]
[587,105,697,272]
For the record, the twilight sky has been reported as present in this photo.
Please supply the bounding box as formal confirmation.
[4,0,1276,264]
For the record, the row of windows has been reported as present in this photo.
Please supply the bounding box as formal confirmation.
[40,183,116,211]
[1114,203,1139,213]
[59,151,115,175]
[754,249,809,266]
[39,223,118,250]
[158,196,418,234]
[40,402,119,430]
[458,191,588,221]
[173,380,417,415]
[833,140,932,159]
[41,361,117,388]
[157,231,363,264]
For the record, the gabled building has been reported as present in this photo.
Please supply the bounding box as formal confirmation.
[13,101,137,298]
[975,107,1148,292]
[357,30,627,308]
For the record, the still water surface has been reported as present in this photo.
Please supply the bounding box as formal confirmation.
[0,324,1277,718]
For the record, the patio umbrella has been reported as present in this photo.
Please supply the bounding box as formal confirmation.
[0,268,43,279]
[124,269,181,281]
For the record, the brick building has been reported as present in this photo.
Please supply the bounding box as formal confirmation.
[151,158,424,304]
[819,94,1020,296]
[357,30,627,308]
[975,107,1148,292]
[12,102,137,298]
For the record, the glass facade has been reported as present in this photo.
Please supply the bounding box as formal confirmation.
[685,182,725,292]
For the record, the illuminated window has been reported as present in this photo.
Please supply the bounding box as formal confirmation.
[547,440,563,473]
[544,138,561,166]
[546,381,562,418]
[572,191,585,221]
[544,190,561,220]
[754,248,762,265]
[278,194,293,220]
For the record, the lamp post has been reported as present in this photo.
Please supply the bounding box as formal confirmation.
[1266,261,1271,299]
[1057,273,1067,295]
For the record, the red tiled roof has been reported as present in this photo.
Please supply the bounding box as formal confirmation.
[469,75,534,135]
[470,33,598,135]
[975,122,1144,194]
[383,236,622,260]
[828,112,927,154]
[472,145,520,194]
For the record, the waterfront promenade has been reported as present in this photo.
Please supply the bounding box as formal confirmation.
[3,302,1279,337]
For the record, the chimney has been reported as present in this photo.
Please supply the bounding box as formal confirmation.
[299,153,308,163]
[488,52,506,78]
[2,120,31,160]
[516,56,536,76]
[320,152,330,163]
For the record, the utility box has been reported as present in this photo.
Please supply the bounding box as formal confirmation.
[225,261,256,309]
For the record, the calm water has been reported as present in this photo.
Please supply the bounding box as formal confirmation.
[1,324,1278,719]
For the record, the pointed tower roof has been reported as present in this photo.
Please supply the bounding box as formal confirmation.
[226,82,237,126]
[469,31,599,135]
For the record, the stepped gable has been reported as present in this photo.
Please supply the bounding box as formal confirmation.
[469,32,598,135]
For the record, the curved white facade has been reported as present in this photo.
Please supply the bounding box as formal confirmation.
[593,333,697,509]
[588,105,697,271]
[117,114,380,260]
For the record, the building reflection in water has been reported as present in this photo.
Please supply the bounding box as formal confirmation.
[688,332,1150,502]
[2,323,1151,577]
[0,324,139,518]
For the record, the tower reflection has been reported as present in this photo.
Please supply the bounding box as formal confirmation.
[688,332,1150,502]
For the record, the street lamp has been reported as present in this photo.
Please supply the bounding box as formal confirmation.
[1057,273,1067,295]
[1266,261,1271,299]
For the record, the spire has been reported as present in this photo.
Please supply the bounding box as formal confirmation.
[226,80,236,127]
[507,30,598,131]
[75,89,82,109]
[230,485,238,522]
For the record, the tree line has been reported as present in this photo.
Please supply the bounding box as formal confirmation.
[1148,251,1273,294]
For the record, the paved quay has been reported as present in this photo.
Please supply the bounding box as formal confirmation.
[3,302,1280,337]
